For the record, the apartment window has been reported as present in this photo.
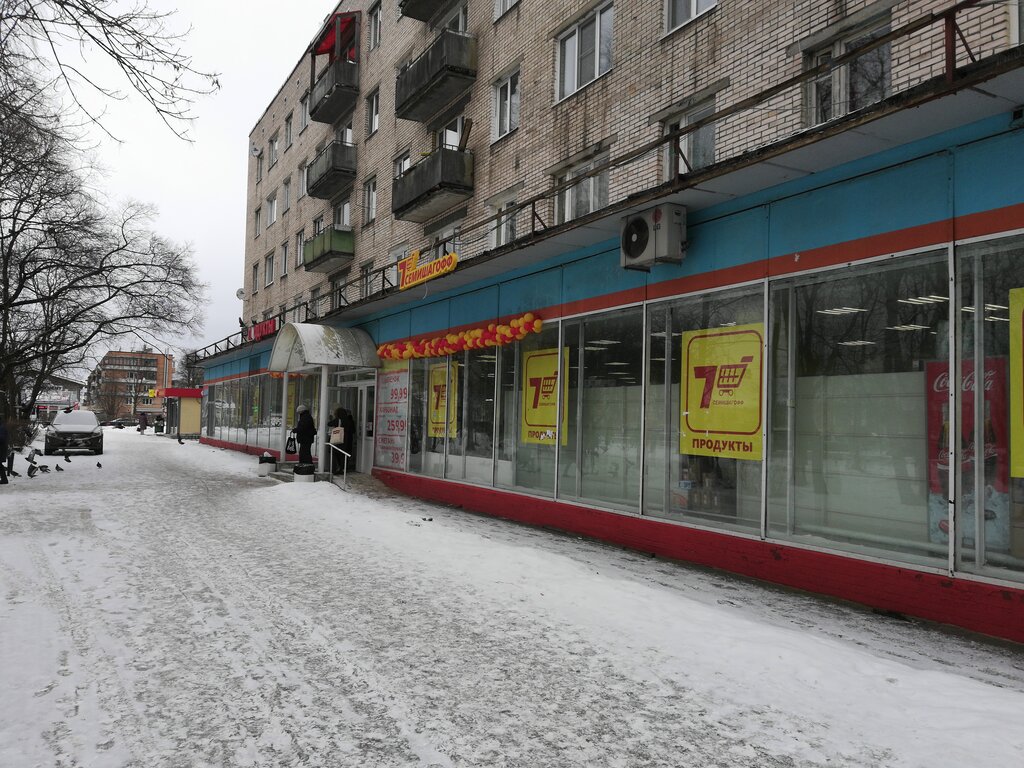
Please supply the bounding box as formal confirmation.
[369,2,382,49]
[360,262,373,298]
[557,3,614,100]
[367,90,380,135]
[555,156,609,224]
[268,134,279,167]
[264,253,275,286]
[492,198,518,247]
[295,230,305,268]
[255,152,264,181]
[668,0,715,32]
[299,93,309,130]
[282,178,291,211]
[262,309,273,321]
[364,178,377,224]
[252,263,259,294]
[443,4,468,32]
[265,194,277,227]
[291,296,303,323]
[393,152,411,179]
[331,273,348,310]
[254,207,262,237]
[313,215,325,235]
[666,100,715,174]
[437,116,464,150]
[387,245,407,288]
[298,162,307,198]
[431,225,459,261]
[309,287,321,318]
[494,71,519,139]
[336,118,353,145]
[280,241,289,277]
[333,200,351,228]
[284,113,293,147]
[809,23,891,125]
[495,0,519,19]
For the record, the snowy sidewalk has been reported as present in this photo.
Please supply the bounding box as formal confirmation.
[1,428,1022,768]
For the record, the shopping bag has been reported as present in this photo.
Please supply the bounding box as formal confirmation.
[285,432,297,453]
[329,427,345,445]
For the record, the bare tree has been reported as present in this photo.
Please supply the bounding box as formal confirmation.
[0,0,219,139]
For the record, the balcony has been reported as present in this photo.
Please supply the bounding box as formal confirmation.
[398,0,443,23]
[303,227,355,273]
[392,147,474,223]
[395,30,477,122]
[307,141,357,200]
[309,59,359,124]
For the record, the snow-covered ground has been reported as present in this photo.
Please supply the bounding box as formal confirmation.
[1,428,1022,768]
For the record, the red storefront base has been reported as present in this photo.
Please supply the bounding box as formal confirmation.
[199,436,317,464]
[373,468,1024,645]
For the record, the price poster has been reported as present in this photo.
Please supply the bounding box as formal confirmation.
[375,360,409,470]
[1011,288,1024,478]
[681,324,763,461]
[428,362,458,439]
[521,347,568,446]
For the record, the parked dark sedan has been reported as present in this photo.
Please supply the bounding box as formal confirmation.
[44,409,103,454]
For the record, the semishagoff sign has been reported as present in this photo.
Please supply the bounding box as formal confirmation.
[397,251,459,291]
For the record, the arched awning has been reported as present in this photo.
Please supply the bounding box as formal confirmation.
[268,323,380,372]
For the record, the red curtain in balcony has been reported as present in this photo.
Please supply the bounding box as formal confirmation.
[313,13,358,62]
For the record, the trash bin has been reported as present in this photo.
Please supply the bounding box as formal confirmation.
[293,463,315,483]
[257,455,277,477]
[155,423,165,434]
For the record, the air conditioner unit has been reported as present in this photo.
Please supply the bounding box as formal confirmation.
[620,204,686,271]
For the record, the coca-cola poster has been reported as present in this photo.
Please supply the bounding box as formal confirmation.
[926,358,1009,549]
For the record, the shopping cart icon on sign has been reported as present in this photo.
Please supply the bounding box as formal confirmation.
[717,356,754,395]
[540,373,558,400]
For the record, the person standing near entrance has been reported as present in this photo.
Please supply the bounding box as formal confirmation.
[326,407,346,473]
[341,407,356,471]
[295,404,317,465]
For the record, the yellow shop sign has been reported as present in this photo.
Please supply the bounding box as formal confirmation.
[397,250,459,291]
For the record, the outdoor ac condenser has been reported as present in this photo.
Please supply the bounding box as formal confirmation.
[620,204,687,271]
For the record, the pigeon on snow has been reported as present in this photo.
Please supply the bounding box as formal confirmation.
[96,462,102,469]
[27,465,38,478]
[54,464,64,472]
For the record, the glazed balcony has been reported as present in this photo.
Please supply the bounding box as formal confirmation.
[306,141,357,200]
[395,30,477,122]
[309,59,359,124]
[398,0,443,23]
[303,227,355,273]
[392,146,474,223]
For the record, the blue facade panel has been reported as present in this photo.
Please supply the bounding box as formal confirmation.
[497,267,563,318]
[953,128,1024,218]
[561,247,643,305]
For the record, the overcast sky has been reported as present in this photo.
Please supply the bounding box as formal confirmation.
[87,2,335,352]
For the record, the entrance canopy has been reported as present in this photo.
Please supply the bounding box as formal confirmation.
[268,323,380,372]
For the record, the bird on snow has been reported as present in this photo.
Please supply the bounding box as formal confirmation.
[9,469,20,478]
[63,451,71,463]
[27,465,38,478]
[177,437,184,445]
[37,465,50,473]
[54,464,63,472]
[96,462,102,469]
[26,453,36,465]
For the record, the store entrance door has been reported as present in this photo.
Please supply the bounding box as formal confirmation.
[332,376,375,474]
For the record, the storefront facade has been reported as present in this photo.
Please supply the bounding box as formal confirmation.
[354,115,1024,642]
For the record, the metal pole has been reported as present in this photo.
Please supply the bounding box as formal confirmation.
[949,242,960,575]
[760,279,770,539]
[280,372,290,458]
[973,254,985,568]
[638,305,648,514]
[318,365,330,471]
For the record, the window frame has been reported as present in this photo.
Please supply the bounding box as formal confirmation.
[369,2,382,49]
[265,194,278,228]
[495,0,519,21]
[295,230,305,268]
[493,70,520,140]
[366,89,380,136]
[807,20,892,126]
[490,196,518,247]
[364,177,377,224]
[298,162,307,198]
[393,151,411,179]
[299,93,309,130]
[664,99,716,176]
[264,252,275,287]
[282,177,291,212]
[284,113,293,147]
[251,263,259,294]
[666,0,717,35]
[254,206,262,237]
[268,134,279,167]
[554,155,609,224]
[280,241,289,277]
[556,2,614,101]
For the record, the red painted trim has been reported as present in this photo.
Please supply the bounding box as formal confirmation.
[373,469,1024,645]
[375,202,1024,348]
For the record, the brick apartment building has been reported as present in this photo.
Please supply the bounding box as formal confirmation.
[86,350,175,420]
[195,0,1024,643]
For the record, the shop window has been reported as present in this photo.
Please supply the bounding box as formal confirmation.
[557,3,614,100]
[409,358,444,478]
[644,288,763,531]
[957,234,1024,581]
[668,0,716,32]
[767,253,948,566]
[808,22,891,125]
[559,309,643,510]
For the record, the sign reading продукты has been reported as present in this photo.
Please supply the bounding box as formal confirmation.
[681,324,764,461]
[521,347,568,446]
[374,361,410,470]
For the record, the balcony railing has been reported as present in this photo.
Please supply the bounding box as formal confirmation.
[398,0,443,23]
[309,59,360,124]
[396,30,477,122]
[392,146,474,223]
[307,141,357,199]
[303,227,355,273]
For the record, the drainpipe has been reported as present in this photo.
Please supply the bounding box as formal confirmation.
[318,364,330,471]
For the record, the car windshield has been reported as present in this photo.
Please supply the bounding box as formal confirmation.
[53,410,99,427]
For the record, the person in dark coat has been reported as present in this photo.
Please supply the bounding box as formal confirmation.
[294,404,317,465]
[326,407,346,473]
[341,407,357,471]
[138,412,149,434]
[0,416,9,485]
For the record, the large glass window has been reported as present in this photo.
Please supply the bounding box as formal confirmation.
[767,253,948,566]
[644,288,763,532]
[957,235,1024,581]
[557,3,614,99]
[559,309,643,510]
